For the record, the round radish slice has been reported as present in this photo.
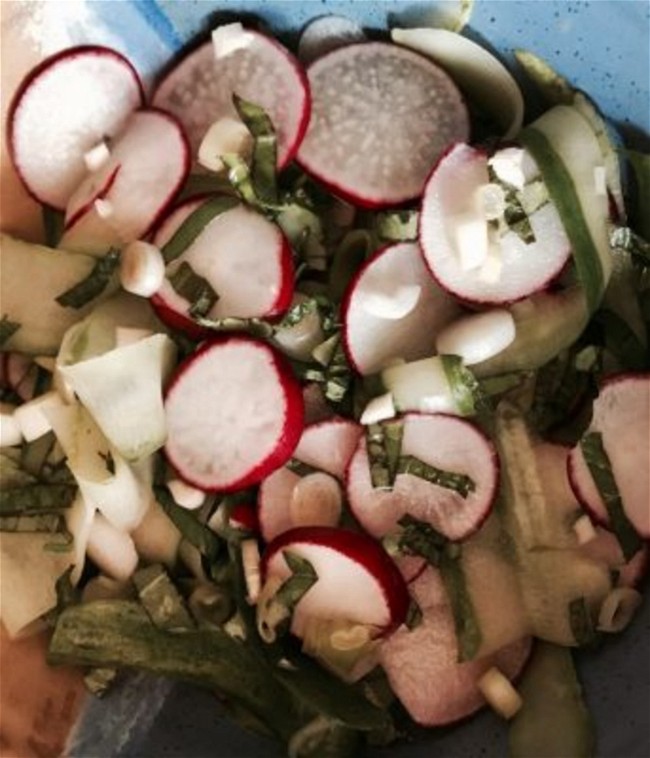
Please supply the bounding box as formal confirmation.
[347,413,499,542]
[164,336,303,492]
[342,242,460,376]
[262,526,409,636]
[8,46,143,210]
[419,143,571,304]
[60,109,190,254]
[150,196,294,336]
[379,569,531,727]
[152,23,310,168]
[258,418,363,541]
[297,41,468,208]
[567,373,650,538]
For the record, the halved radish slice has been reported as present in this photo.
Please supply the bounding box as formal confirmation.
[297,42,468,208]
[7,46,143,210]
[342,242,460,376]
[347,413,499,542]
[150,196,293,336]
[567,373,650,538]
[261,525,409,637]
[152,23,310,168]
[164,336,303,492]
[60,109,190,254]
[379,568,531,726]
[1,353,41,402]
[258,418,363,541]
[419,143,571,304]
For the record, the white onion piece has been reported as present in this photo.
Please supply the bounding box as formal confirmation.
[477,667,523,719]
[13,390,65,442]
[436,309,516,365]
[167,478,206,510]
[573,514,598,545]
[488,147,539,190]
[272,295,325,362]
[198,116,253,173]
[0,403,23,447]
[84,140,111,173]
[289,472,343,529]
[115,326,154,347]
[381,356,456,414]
[298,15,366,64]
[597,588,643,633]
[119,240,166,298]
[360,392,396,425]
[86,512,139,582]
[391,28,524,139]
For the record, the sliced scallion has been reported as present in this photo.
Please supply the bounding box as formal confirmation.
[168,261,219,318]
[133,564,195,632]
[233,94,278,205]
[55,249,121,309]
[396,455,476,497]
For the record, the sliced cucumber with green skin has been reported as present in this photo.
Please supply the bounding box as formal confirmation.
[0,234,118,355]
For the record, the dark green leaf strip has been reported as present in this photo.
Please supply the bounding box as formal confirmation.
[568,596,597,647]
[441,355,490,417]
[133,564,195,632]
[56,249,121,309]
[168,261,219,318]
[438,547,483,661]
[0,483,78,516]
[42,206,65,247]
[233,94,278,205]
[396,455,476,498]
[155,486,223,562]
[275,551,318,610]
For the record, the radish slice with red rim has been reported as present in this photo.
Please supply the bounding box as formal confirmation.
[567,373,650,539]
[261,525,410,637]
[7,45,144,210]
[150,196,294,336]
[164,336,304,492]
[342,242,460,376]
[258,418,363,541]
[60,109,190,254]
[419,143,571,304]
[346,413,499,542]
[152,24,310,168]
[297,41,468,207]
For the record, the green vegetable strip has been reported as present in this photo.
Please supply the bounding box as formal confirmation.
[375,210,418,241]
[441,355,490,417]
[579,432,642,560]
[133,564,195,632]
[397,514,447,566]
[0,315,20,347]
[275,551,318,610]
[55,249,121,309]
[0,513,68,533]
[519,127,605,312]
[286,458,321,478]
[396,455,476,498]
[20,432,57,478]
[42,206,65,248]
[278,298,319,329]
[155,486,222,562]
[568,597,597,647]
[0,483,77,516]
[366,420,404,489]
[192,314,275,340]
[222,153,263,209]
[438,547,483,661]
[168,261,219,318]
[160,195,240,264]
[233,94,278,205]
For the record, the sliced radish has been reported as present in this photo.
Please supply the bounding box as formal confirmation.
[258,418,362,541]
[580,527,649,588]
[261,525,409,637]
[298,15,366,64]
[297,41,468,207]
[229,502,260,534]
[150,196,293,336]
[164,336,303,492]
[567,373,650,538]
[60,109,190,254]
[419,143,571,304]
[342,242,460,376]
[347,413,499,542]
[1,353,41,402]
[7,45,143,210]
[152,23,310,168]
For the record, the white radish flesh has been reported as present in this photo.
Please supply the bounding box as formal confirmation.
[298,15,366,64]
[164,336,304,492]
[342,242,460,376]
[84,140,111,173]
[8,46,143,209]
[360,392,396,425]
[346,413,499,542]
[119,241,166,298]
[167,478,206,510]
[298,42,468,207]
[198,117,253,173]
[436,309,516,365]
[13,391,65,442]
[153,24,310,168]
[86,512,139,582]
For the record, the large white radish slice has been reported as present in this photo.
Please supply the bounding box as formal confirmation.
[150,196,294,337]
[347,413,499,542]
[342,242,460,376]
[297,41,468,207]
[567,374,650,538]
[164,336,304,491]
[152,23,310,168]
[60,109,190,254]
[262,526,409,637]
[419,143,571,304]
[7,45,143,210]
[258,418,363,541]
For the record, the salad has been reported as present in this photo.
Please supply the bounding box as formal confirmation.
[1,6,649,757]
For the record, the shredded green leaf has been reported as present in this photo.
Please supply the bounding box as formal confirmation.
[155,486,222,562]
[133,564,195,632]
[275,551,319,611]
[55,249,121,309]
[568,596,597,647]
[168,261,219,318]
[365,420,404,489]
[396,455,476,497]
[0,482,77,516]
[42,207,66,248]
[441,355,491,417]
[375,210,418,242]
[233,94,278,205]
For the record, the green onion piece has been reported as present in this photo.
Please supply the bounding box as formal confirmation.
[514,50,574,106]
[42,206,65,247]
[55,249,121,309]
[568,596,597,647]
[233,94,278,205]
[168,261,219,318]
[84,666,119,697]
[396,514,446,566]
[286,458,321,478]
[438,546,483,661]
[133,564,195,632]
[275,551,318,611]
[441,354,491,417]
[405,598,423,630]
[178,173,236,202]
[610,226,650,265]
[0,512,68,533]
[329,230,373,303]
[155,486,223,563]
[396,455,476,498]
[0,483,77,516]
[593,309,647,372]
[365,420,404,489]
[278,298,319,330]
[20,431,57,478]
[375,210,419,241]
[222,153,263,208]
[192,314,275,340]
[519,127,605,313]
[579,432,642,560]
[0,315,20,347]
[161,195,240,264]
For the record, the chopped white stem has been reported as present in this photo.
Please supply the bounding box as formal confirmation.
[360,392,396,425]
[573,514,598,545]
[86,512,139,582]
[290,472,343,528]
[212,23,255,59]
[167,478,206,510]
[593,165,607,196]
[597,588,643,633]
[198,116,253,173]
[242,538,262,604]
[13,390,65,442]
[84,141,111,173]
[488,147,539,190]
[0,403,23,447]
[119,240,166,298]
[478,667,523,719]
[436,309,516,365]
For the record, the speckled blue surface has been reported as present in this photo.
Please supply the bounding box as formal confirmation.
[59,2,650,756]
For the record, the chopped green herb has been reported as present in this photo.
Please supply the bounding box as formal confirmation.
[192,314,275,340]
[168,261,219,318]
[396,514,447,566]
[133,564,195,632]
[0,315,20,347]
[438,547,483,661]
[375,210,419,242]
[233,94,278,205]
[42,206,65,247]
[365,420,404,489]
[0,482,77,516]
[55,249,120,308]
[568,596,597,647]
[0,512,68,533]
[286,458,321,478]
[610,226,650,265]
[397,455,476,498]
[155,486,222,563]
[275,551,318,611]
[441,355,491,417]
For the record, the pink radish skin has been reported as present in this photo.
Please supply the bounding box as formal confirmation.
[258,418,363,541]
[419,143,571,305]
[581,527,648,588]
[346,413,499,543]
[567,373,650,539]
[379,569,532,727]
[297,42,468,208]
[150,196,294,338]
[164,336,304,492]
[60,109,190,253]
[1,353,39,402]
[262,525,410,636]
[64,164,122,232]
[152,27,310,168]
[342,242,460,376]
[229,502,260,534]
[8,46,144,210]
